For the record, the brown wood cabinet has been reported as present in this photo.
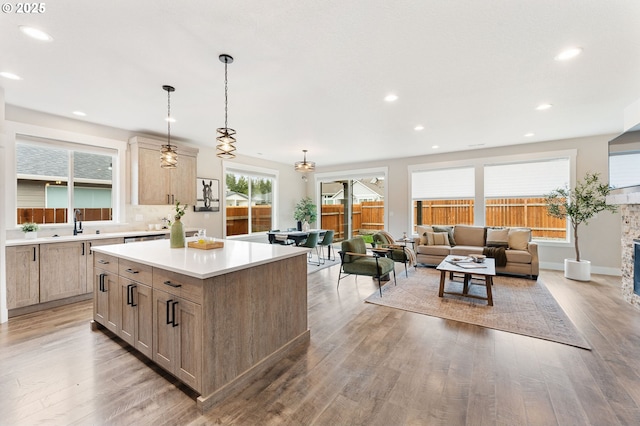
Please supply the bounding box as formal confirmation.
[86,237,124,293]
[5,245,40,309]
[93,253,120,334]
[129,136,199,206]
[40,241,87,303]
[119,277,153,359]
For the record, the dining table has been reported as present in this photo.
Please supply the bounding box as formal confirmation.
[267,229,326,246]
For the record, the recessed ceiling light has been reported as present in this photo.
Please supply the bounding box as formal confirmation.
[165,117,176,123]
[432,145,439,149]
[0,71,22,80]
[554,47,582,61]
[414,125,424,131]
[524,132,535,137]
[384,94,398,102]
[19,25,53,42]
[536,103,553,111]
[72,111,87,117]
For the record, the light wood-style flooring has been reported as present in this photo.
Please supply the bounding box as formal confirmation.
[2,265,640,425]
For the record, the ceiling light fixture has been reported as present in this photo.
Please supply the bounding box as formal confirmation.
[554,47,582,61]
[384,94,398,102]
[414,125,424,131]
[524,132,535,137]
[72,111,87,117]
[536,103,553,111]
[160,85,178,169]
[295,150,316,172]
[19,25,53,41]
[216,54,236,159]
[0,71,22,80]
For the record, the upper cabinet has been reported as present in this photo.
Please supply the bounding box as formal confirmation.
[129,136,199,206]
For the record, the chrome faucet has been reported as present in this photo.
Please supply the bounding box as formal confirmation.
[74,209,83,235]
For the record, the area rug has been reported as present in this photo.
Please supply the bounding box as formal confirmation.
[365,268,590,349]
[307,256,339,274]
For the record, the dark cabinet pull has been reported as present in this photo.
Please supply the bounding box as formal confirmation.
[172,301,179,327]
[126,284,132,305]
[125,268,139,274]
[99,273,106,292]
[89,241,93,254]
[166,299,173,324]
[163,280,182,288]
[130,284,137,307]
[167,194,170,204]
[97,259,109,264]
[33,247,36,261]
[81,242,85,256]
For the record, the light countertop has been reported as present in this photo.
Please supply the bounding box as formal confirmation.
[6,229,196,247]
[91,238,309,279]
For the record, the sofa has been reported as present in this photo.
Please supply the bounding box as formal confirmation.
[413,224,539,279]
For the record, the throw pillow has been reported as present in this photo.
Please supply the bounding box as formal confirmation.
[433,225,456,246]
[426,231,450,246]
[508,228,531,251]
[417,225,433,245]
[486,228,509,248]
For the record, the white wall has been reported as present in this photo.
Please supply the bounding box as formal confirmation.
[313,134,622,275]
[1,88,7,323]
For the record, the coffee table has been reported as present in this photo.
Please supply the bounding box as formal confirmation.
[436,255,495,306]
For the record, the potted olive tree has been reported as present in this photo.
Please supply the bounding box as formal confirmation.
[544,172,617,281]
[293,197,317,231]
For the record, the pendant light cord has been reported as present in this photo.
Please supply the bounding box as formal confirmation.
[224,60,229,130]
[167,88,172,147]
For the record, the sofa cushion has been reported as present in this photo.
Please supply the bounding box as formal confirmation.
[450,246,485,256]
[426,231,449,246]
[505,249,532,264]
[416,244,452,256]
[433,225,456,246]
[417,225,434,245]
[486,228,509,247]
[453,225,485,247]
[508,228,531,251]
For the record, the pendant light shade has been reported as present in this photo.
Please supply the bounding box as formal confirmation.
[216,54,236,159]
[161,85,177,169]
[295,150,315,172]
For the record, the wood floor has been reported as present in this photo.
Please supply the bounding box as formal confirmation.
[2,265,640,425]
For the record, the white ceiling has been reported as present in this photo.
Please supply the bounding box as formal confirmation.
[1,0,640,168]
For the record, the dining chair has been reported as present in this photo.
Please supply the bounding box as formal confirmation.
[318,230,335,262]
[299,231,321,265]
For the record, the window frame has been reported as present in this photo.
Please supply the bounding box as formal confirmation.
[3,121,127,229]
[222,161,279,238]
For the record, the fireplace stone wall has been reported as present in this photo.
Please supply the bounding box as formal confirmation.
[620,204,640,309]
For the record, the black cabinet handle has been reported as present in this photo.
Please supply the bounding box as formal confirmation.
[88,241,93,254]
[163,280,182,288]
[99,273,106,292]
[33,247,36,261]
[130,284,137,307]
[167,194,170,204]
[166,299,173,324]
[172,301,179,327]
[125,268,139,274]
[126,284,132,305]
[81,242,85,256]
[97,259,109,264]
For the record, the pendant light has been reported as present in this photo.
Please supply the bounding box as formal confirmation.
[216,54,236,159]
[295,149,315,172]
[161,85,178,169]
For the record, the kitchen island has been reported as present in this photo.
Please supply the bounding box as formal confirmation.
[90,238,310,412]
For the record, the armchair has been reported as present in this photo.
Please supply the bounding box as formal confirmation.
[373,231,415,277]
[337,237,396,297]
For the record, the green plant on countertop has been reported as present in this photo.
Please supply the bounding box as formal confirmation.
[21,222,39,232]
[293,197,317,223]
[168,201,188,226]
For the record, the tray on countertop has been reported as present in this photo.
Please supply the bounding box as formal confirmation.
[188,240,224,250]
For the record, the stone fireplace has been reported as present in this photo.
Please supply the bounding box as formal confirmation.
[619,203,640,309]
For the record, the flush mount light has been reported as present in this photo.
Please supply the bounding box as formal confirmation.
[216,54,237,159]
[160,85,178,169]
[19,25,53,41]
[0,71,22,80]
[554,47,582,61]
[414,125,424,131]
[165,117,176,123]
[524,132,535,137]
[72,111,87,117]
[384,94,398,102]
[295,149,316,172]
[536,103,553,111]
[432,145,439,149]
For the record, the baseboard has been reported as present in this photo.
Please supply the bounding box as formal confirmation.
[540,262,621,277]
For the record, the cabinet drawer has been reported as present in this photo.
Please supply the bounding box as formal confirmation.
[153,269,202,303]
[119,259,153,286]
[94,253,118,273]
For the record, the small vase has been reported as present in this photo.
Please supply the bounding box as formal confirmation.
[170,218,185,248]
[302,220,310,232]
[297,221,302,231]
[25,231,37,239]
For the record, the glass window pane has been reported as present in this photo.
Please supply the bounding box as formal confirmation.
[73,151,113,221]
[250,177,272,233]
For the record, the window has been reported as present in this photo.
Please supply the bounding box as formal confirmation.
[16,139,115,225]
[225,165,276,237]
[411,167,475,230]
[484,158,569,241]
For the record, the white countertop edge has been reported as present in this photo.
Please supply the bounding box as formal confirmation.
[6,229,198,246]
[91,239,310,280]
